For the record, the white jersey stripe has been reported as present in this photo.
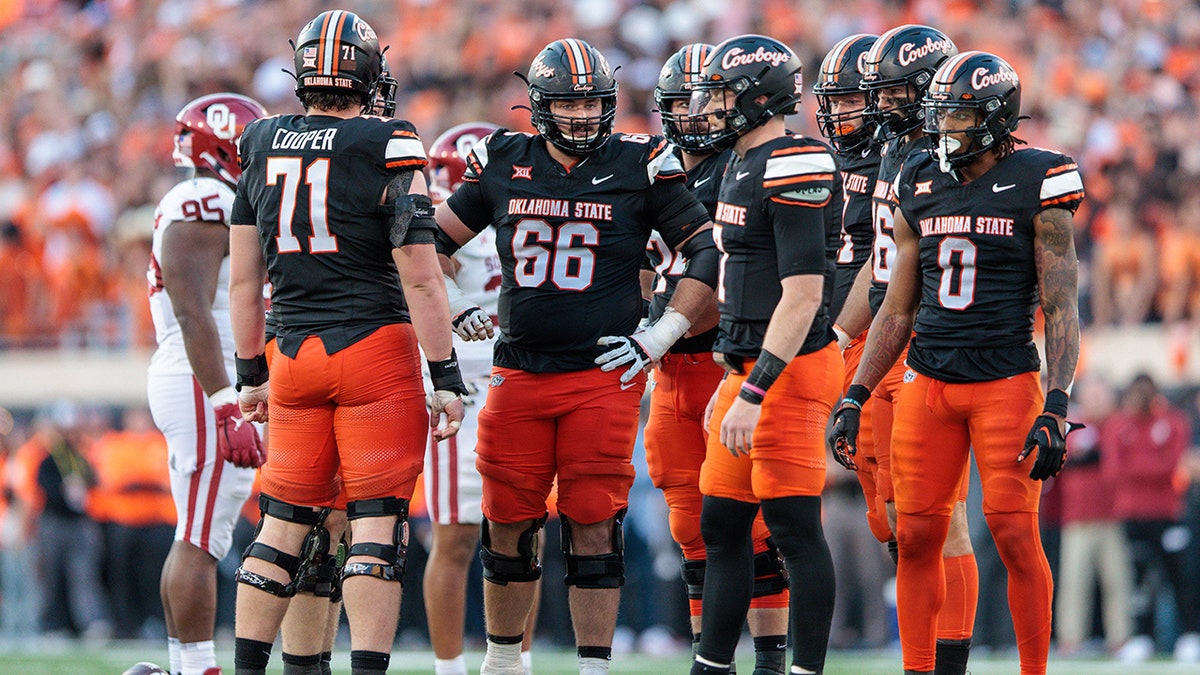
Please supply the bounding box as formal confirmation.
[1041,170,1083,201]
[386,137,427,161]
[764,152,837,179]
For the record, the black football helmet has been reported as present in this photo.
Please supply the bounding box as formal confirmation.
[687,34,803,152]
[923,51,1022,171]
[369,53,398,117]
[859,24,957,140]
[293,10,383,106]
[523,38,618,156]
[812,34,878,153]
[654,43,715,153]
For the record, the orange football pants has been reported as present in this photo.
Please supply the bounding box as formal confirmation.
[262,323,427,507]
[701,342,843,501]
[475,366,644,525]
[892,370,1051,674]
[644,352,786,612]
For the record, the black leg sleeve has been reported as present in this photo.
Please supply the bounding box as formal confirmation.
[696,496,761,665]
[761,495,835,674]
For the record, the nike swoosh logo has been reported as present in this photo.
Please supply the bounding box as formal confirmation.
[693,176,712,188]
[735,170,751,180]
[592,174,615,185]
[992,183,1016,193]
[620,381,641,391]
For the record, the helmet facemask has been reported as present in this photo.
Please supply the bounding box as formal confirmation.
[687,79,754,153]
[924,97,1010,173]
[815,90,873,153]
[530,89,616,156]
[861,73,930,141]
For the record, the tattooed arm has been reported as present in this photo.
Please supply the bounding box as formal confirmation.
[851,207,919,392]
[1033,207,1081,394]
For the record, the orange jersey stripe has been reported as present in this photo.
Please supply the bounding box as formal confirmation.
[386,159,428,169]
[769,145,827,157]
[1045,162,1078,176]
[392,129,420,139]
[763,173,834,188]
[1041,191,1084,207]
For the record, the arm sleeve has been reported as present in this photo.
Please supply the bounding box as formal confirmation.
[648,179,711,251]
[767,199,830,279]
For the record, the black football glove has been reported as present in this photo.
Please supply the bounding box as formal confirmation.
[1018,414,1085,481]
[826,400,864,471]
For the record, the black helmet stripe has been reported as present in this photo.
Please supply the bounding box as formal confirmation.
[319,10,347,77]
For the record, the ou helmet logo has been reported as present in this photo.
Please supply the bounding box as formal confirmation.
[206,104,237,140]
[455,134,484,159]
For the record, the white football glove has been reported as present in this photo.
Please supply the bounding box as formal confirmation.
[445,274,494,341]
[595,307,692,384]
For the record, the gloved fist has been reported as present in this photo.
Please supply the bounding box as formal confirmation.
[452,306,494,341]
[826,385,870,471]
[594,335,653,384]
[1018,414,1084,481]
[212,387,266,469]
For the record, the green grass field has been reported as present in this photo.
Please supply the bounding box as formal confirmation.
[0,643,1195,675]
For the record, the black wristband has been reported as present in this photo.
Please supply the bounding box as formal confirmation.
[1043,388,1069,417]
[235,353,269,391]
[738,349,788,404]
[429,350,469,396]
[842,383,873,408]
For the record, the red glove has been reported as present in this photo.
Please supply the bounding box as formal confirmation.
[211,387,266,468]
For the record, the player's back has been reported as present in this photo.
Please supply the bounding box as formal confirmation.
[895,147,1085,382]
[148,176,235,375]
[233,114,427,354]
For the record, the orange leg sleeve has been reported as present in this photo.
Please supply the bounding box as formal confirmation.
[936,553,978,642]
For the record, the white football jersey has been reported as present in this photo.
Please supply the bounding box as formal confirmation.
[147,177,235,376]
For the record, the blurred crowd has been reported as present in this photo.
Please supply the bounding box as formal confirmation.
[1,0,1200,351]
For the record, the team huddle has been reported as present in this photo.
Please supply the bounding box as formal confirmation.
[145,7,1083,675]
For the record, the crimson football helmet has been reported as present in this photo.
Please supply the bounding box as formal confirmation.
[687,34,804,152]
[293,10,383,106]
[427,122,500,202]
[923,51,1022,171]
[812,34,878,153]
[523,38,618,156]
[654,43,715,153]
[859,24,957,141]
[172,93,268,187]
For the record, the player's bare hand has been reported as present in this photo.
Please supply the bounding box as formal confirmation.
[429,390,465,441]
[452,306,495,341]
[237,382,270,423]
[702,387,719,439]
[720,397,760,457]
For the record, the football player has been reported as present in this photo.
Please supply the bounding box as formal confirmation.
[432,38,718,675]
[825,25,979,675]
[227,10,466,675]
[147,92,266,675]
[645,43,790,675]
[684,34,842,675]
[420,121,542,675]
[829,51,1083,675]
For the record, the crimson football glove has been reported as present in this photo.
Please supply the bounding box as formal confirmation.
[1018,415,1084,481]
[826,384,871,471]
[211,387,266,469]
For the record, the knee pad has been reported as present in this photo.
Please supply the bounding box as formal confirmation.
[480,513,545,585]
[341,497,410,583]
[751,537,789,598]
[294,550,341,599]
[680,557,705,600]
[561,508,625,589]
[235,496,331,598]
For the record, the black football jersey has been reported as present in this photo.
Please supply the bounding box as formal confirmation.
[712,135,843,358]
[231,114,428,357]
[446,131,710,373]
[895,148,1085,383]
[644,149,728,354]
[829,142,882,320]
[868,134,932,316]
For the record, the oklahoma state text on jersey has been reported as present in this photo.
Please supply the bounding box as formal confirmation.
[446,130,711,373]
[712,134,843,357]
[231,114,427,357]
[644,148,729,354]
[894,148,1085,383]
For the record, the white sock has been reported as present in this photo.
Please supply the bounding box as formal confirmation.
[482,641,523,672]
[180,640,217,675]
[578,656,610,675]
[168,637,182,675]
[435,655,468,675]
[790,667,817,675]
[521,650,533,675]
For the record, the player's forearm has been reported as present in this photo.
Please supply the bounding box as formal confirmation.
[852,307,912,392]
[834,260,875,336]
[177,313,232,396]
[397,244,454,362]
[759,275,823,361]
[1035,207,1082,394]
[229,279,266,360]
[664,277,714,328]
